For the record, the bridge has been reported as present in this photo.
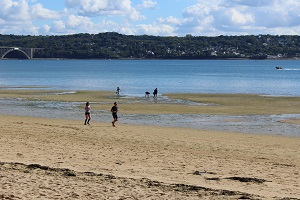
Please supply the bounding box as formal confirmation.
[0,47,44,59]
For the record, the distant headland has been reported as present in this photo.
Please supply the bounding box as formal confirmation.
[1,32,300,60]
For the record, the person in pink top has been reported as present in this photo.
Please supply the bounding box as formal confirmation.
[84,102,91,125]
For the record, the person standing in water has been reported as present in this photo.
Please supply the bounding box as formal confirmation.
[153,88,158,98]
[84,102,91,125]
[116,87,121,95]
[111,102,118,127]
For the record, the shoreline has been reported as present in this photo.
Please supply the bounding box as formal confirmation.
[1,89,300,114]
[0,89,300,137]
[1,115,299,199]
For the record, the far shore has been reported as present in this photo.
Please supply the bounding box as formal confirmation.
[2,57,300,60]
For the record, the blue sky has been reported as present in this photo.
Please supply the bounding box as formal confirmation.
[1,0,300,36]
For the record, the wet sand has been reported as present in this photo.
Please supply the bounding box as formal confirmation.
[0,90,300,136]
[1,89,300,115]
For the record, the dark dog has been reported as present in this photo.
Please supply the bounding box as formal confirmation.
[145,91,150,98]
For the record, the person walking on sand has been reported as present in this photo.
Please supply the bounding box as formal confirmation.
[84,102,91,125]
[153,88,158,98]
[111,102,118,127]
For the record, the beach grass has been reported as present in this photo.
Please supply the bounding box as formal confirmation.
[1,89,300,115]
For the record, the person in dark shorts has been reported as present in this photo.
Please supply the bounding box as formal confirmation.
[153,88,158,98]
[111,102,118,127]
[84,102,91,125]
[116,87,121,95]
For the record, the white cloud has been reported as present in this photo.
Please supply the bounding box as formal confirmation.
[30,3,61,19]
[50,20,66,33]
[230,0,272,7]
[66,15,93,29]
[42,24,51,33]
[137,0,157,9]
[0,0,30,21]
[252,0,300,28]
[183,4,211,18]
[119,26,135,35]
[1,0,300,36]
[65,0,144,21]
[46,17,98,35]
[137,24,175,36]
[0,0,39,34]
[157,16,181,25]
[226,9,254,25]
[176,0,300,36]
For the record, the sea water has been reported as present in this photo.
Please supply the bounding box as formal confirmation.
[1,59,300,136]
[0,59,300,96]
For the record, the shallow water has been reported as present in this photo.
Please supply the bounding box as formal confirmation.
[1,97,299,137]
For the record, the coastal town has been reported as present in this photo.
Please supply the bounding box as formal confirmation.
[1,33,300,60]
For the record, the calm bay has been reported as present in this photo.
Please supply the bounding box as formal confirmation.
[1,59,300,96]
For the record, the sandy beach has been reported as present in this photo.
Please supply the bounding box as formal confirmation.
[0,90,300,199]
[0,115,299,199]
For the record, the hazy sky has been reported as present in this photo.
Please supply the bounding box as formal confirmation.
[1,0,300,36]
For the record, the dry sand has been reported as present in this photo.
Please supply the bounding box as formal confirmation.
[1,115,299,199]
